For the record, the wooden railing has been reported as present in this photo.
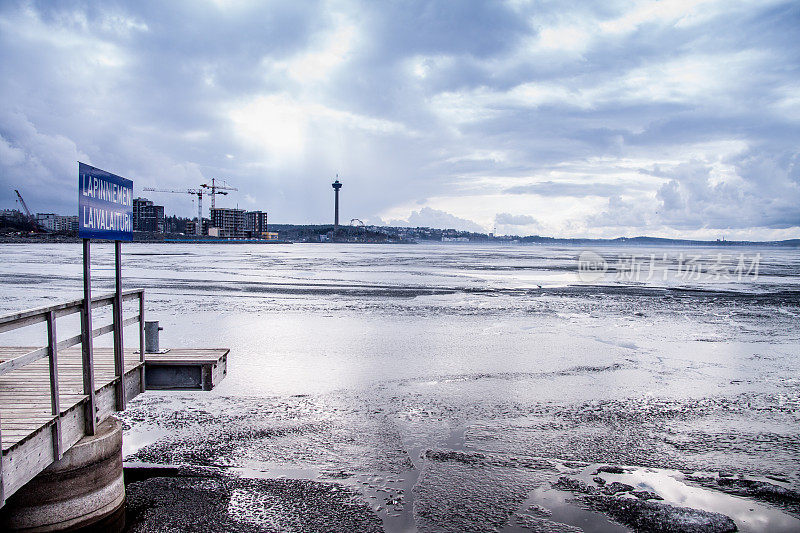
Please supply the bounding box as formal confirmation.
[0,288,145,505]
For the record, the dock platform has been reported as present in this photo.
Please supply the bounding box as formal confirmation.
[0,346,228,502]
[145,348,228,391]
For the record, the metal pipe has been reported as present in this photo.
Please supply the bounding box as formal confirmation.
[145,321,163,353]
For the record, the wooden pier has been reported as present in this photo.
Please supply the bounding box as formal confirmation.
[0,289,228,511]
[0,346,143,505]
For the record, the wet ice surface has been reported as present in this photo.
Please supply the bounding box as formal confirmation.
[2,242,800,532]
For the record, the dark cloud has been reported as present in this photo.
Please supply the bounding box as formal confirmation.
[359,0,530,60]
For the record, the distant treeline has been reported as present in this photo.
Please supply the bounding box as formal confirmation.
[269,224,800,246]
[268,224,400,243]
[2,214,798,246]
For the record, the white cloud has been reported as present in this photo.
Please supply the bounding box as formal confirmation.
[495,212,538,226]
[99,13,149,36]
[431,49,770,125]
[0,6,130,69]
[266,11,357,84]
[386,207,484,232]
[228,93,411,162]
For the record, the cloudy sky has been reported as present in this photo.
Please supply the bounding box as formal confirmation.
[1,0,798,239]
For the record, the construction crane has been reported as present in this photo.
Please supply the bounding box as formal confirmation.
[201,178,237,210]
[143,187,205,236]
[14,189,41,232]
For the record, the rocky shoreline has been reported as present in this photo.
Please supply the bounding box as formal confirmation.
[122,456,800,532]
[124,466,382,532]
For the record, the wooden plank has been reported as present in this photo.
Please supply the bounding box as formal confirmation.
[113,241,125,412]
[90,294,115,308]
[81,239,97,436]
[0,381,124,386]
[138,292,145,393]
[0,410,73,416]
[92,322,115,338]
[0,411,5,506]
[122,290,143,303]
[0,313,47,334]
[213,354,227,389]
[46,311,62,460]
[57,333,83,351]
[0,347,48,376]
[0,421,55,429]
[0,414,57,421]
[0,408,81,416]
[0,390,84,396]
[0,289,143,332]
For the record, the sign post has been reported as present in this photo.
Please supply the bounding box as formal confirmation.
[78,162,133,433]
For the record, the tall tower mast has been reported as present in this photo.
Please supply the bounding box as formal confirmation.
[331,175,342,239]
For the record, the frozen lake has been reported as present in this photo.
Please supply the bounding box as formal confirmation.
[1,242,799,532]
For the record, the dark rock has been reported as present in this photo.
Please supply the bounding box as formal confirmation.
[686,475,800,515]
[593,476,606,485]
[552,476,596,494]
[425,449,486,464]
[603,481,635,494]
[527,504,553,517]
[423,449,555,471]
[718,472,735,478]
[323,470,354,479]
[384,495,403,506]
[631,490,664,501]
[765,474,791,484]
[561,461,589,469]
[583,494,737,533]
[595,465,625,474]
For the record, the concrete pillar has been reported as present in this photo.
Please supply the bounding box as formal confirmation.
[0,418,125,532]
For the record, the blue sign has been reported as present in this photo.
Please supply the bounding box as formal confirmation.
[78,162,133,241]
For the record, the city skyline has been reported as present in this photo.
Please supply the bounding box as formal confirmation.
[0,1,798,240]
